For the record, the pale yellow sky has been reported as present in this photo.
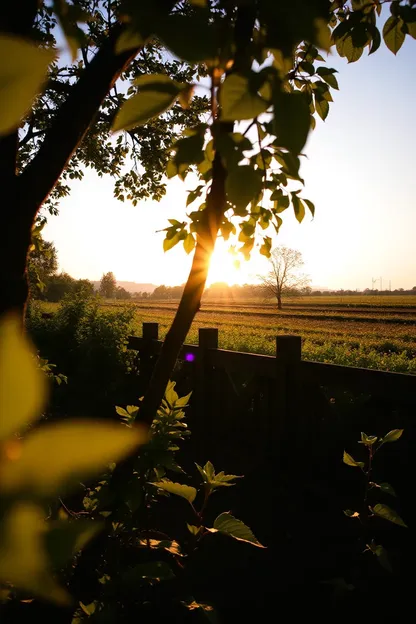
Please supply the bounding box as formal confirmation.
[44,38,416,291]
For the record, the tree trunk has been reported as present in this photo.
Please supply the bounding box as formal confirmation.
[277,295,282,310]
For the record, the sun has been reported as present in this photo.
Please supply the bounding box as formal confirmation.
[207,243,243,286]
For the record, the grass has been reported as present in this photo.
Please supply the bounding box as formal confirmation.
[38,296,416,374]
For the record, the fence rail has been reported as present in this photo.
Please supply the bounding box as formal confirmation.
[128,323,416,405]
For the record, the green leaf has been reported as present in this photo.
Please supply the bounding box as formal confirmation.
[80,601,96,616]
[45,520,102,569]
[226,166,262,211]
[303,199,315,217]
[315,96,329,121]
[183,233,195,255]
[115,406,129,418]
[137,538,183,557]
[373,504,407,528]
[373,544,393,572]
[163,231,182,252]
[336,34,363,63]
[0,503,69,604]
[187,524,202,536]
[316,67,339,90]
[175,390,192,408]
[150,480,197,504]
[343,451,364,468]
[173,133,205,167]
[273,91,310,155]
[383,16,405,54]
[0,314,47,440]
[292,195,305,224]
[116,28,144,54]
[360,432,378,446]
[156,13,218,63]
[375,482,397,497]
[211,512,265,548]
[0,421,147,497]
[112,74,187,132]
[379,429,404,445]
[0,35,55,135]
[220,74,269,122]
[260,236,272,258]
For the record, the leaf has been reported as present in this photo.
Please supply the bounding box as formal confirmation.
[303,199,315,217]
[226,166,262,211]
[150,480,197,504]
[373,544,392,573]
[343,451,364,468]
[80,601,96,616]
[260,236,272,258]
[112,74,187,132]
[343,509,360,518]
[292,195,305,224]
[220,74,269,122]
[316,67,339,90]
[336,34,363,63]
[0,35,55,135]
[183,233,195,255]
[123,561,175,584]
[315,96,329,121]
[273,91,310,155]
[383,16,405,55]
[0,314,47,440]
[187,524,202,536]
[116,28,144,54]
[211,512,265,548]
[373,504,407,528]
[138,539,183,557]
[45,521,102,569]
[115,406,129,418]
[0,503,69,604]
[156,14,218,63]
[0,421,147,497]
[378,482,397,497]
[379,429,404,445]
[360,432,378,446]
[163,231,182,252]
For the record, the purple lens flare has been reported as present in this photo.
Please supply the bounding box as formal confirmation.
[184,353,195,362]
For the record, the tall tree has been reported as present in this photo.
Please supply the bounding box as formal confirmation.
[259,246,311,309]
[1,0,415,425]
[99,271,116,298]
[27,236,58,298]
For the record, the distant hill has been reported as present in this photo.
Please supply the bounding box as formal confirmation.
[92,281,157,293]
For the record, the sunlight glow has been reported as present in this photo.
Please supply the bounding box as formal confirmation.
[207,243,244,286]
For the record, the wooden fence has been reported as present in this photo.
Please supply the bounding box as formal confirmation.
[128,322,416,472]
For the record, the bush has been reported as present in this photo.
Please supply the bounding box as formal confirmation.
[26,295,137,418]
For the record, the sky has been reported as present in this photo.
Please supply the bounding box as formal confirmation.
[44,32,416,291]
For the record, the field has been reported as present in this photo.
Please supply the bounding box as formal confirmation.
[40,295,416,374]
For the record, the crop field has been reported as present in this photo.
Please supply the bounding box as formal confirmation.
[40,296,416,374]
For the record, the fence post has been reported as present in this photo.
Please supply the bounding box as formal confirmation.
[274,335,302,454]
[195,328,218,455]
[140,322,159,389]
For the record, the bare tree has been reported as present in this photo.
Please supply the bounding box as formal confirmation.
[259,246,311,310]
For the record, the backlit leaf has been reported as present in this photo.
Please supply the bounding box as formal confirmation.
[220,74,269,122]
[112,74,187,132]
[0,314,47,440]
[292,194,305,223]
[150,480,197,504]
[0,503,69,604]
[379,429,403,445]
[0,421,147,496]
[373,503,407,527]
[211,512,264,548]
[343,451,364,468]
[315,96,329,120]
[226,166,262,211]
[316,67,339,90]
[273,91,310,154]
[183,233,195,255]
[383,16,405,54]
[0,35,55,135]
[45,520,102,569]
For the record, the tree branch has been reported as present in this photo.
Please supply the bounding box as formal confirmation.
[19,24,143,215]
